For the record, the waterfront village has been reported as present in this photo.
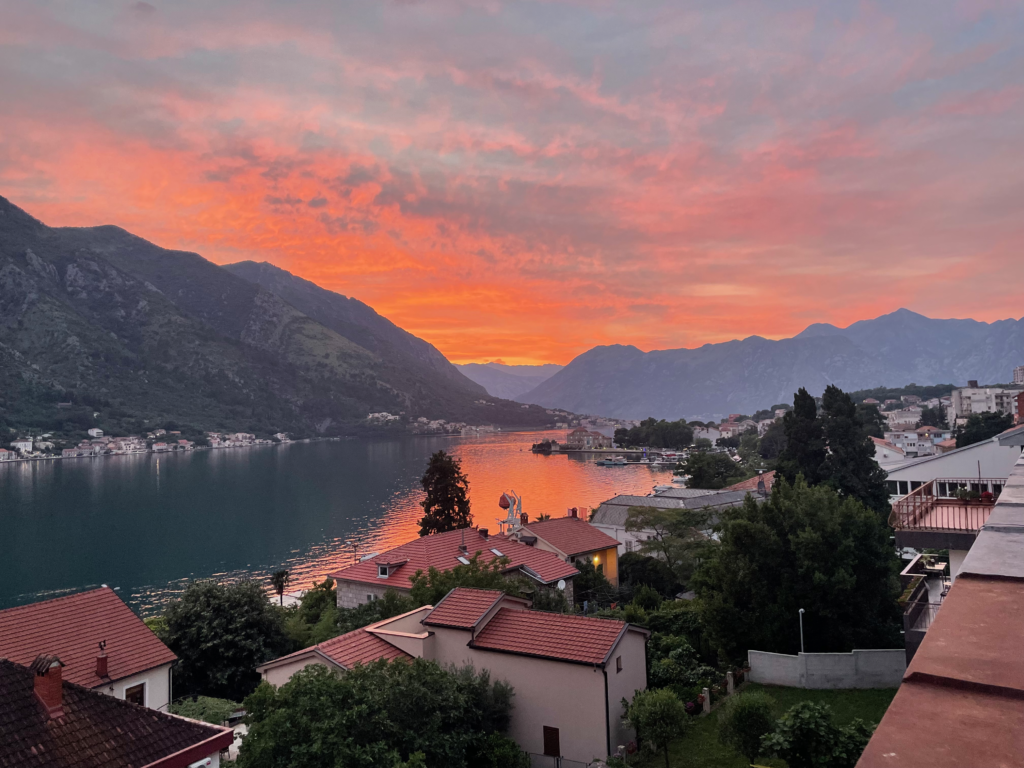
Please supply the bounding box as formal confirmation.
[2,377,1024,768]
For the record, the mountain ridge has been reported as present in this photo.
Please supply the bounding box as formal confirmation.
[519,309,1024,420]
[455,362,563,400]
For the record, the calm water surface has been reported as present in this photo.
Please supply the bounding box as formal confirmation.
[0,431,670,613]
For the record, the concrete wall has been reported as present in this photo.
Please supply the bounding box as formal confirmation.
[337,579,407,609]
[885,439,1021,488]
[260,654,335,688]
[93,662,172,711]
[949,548,969,581]
[749,650,905,689]
[604,630,647,753]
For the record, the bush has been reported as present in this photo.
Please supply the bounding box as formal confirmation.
[618,552,682,599]
[624,688,688,768]
[646,633,718,702]
[632,584,663,612]
[761,701,874,768]
[169,696,239,725]
[718,691,776,762]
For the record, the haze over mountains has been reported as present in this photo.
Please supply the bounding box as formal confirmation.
[0,196,550,435]
[455,362,563,400]
[520,309,1024,420]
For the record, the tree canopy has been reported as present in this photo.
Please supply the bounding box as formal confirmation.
[163,580,291,701]
[678,451,751,489]
[693,477,902,661]
[615,418,695,449]
[761,701,873,768]
[957,411,1013,448]
[776,388,827,486]
[625,505,714,587]
[820,385,891,516]
[418,450,472,536]
[918,405,948,429]
[625,688,689,768]
[238,660,525,768]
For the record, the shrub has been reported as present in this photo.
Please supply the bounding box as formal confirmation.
[761,701,874,768]
[624,688,688,768]
[718,691,776,762]
[632,584,663,612]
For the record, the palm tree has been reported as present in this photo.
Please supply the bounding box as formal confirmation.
[270,570,290,606]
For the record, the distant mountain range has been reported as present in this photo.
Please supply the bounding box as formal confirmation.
[455,362,563,400]
[0,196,551,436]
[519,309,1024,420]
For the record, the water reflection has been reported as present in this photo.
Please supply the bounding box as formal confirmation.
[0,431,671,613]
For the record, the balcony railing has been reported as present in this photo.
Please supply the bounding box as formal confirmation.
[888,478,1002,533]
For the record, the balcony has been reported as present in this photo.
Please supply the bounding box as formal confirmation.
[888,478,1002,550]
[899,554,950,662]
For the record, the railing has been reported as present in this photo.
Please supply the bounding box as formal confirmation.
[904,600,942,632]
[527,755,595,768]
[888,478,1001,532]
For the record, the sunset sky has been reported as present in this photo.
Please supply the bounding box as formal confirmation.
[2,1,1022,365]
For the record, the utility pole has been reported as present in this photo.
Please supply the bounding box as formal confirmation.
[799,608,806,654]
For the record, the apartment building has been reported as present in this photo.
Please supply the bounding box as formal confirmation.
[946,380,1021,426]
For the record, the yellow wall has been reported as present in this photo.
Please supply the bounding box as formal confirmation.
[590,546,619,587]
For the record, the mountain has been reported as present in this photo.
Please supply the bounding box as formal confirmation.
[223,261,485,399]
[0,196,551,437]
[455,362,563,400]
[520,309,1024,420]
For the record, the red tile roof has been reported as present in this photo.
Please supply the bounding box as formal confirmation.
[0,588,176,688]
[422,588,509,629]
[519,517,620,557]
[329,528,579,588]
[0,658,232,768]
[470,607,633,665]
[259,626,412,672]
[722,470,776,493]
[870,436,905,453]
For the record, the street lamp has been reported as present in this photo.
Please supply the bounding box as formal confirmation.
[798,608,805,654]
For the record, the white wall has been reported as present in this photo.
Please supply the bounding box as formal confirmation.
[748,650,905,689]
[949,548,969,581]
[886,440,1021,491]
[92,663,172,711]
[591,522,651,557]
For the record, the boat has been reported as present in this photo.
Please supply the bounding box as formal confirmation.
[597,456,628,466]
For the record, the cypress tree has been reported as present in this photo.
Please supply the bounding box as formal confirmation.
[418,450,472,536]
[820,385,891,516]
[776,388,826,485]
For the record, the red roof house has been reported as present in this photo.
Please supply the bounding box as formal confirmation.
[721,470,777,494]
[0,588,177,711]
[0,656,231,768]
[257,587,649,764]
[329,527,579,609]
[513,515,622,586]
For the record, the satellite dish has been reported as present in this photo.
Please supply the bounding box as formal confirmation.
[556,580,566,591]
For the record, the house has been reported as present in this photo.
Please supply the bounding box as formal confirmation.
[329,527,580,608]
[859,448,1024,767]
[87,428,104,438]
[566,427,612,449]
[0,656,231,768]
[510,513,621,586]
[885,407,922,429]
[883,432,1022,501]
[693,426,721,443]
[871,436,907,468]
[863,398,880,406]
[152,442,170,452]
[0,448,14,462]
[1015,365,1024,385]
[257,587,649,764]
[883,426,953,458]
[0,587,177,711]
[11,438,33,454]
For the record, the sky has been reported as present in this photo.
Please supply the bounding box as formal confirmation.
[1,1,1022,365]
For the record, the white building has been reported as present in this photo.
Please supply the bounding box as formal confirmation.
[87,428,104,438]
[1015,365,1024,385]
[0,448,15,462]
[693,426,721,443]
[10,438,33,454]
[871,437,907,468]
[884,426,954,458]
[946,384,1020,427]
[883,434,1023,499]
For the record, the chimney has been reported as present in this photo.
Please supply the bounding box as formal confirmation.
[520,512,528,525]
[31,654,65,719]
[479,528,489,539]
[96,640,108,678]
[568,507,578,519]
[459,543,468,554]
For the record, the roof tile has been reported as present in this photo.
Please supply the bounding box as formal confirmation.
[518,517,620,557]
[0,588,176,688]
[471,607,629,665]
[422,588,506,628]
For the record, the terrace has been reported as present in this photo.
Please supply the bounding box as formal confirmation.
[888,477,1002,550]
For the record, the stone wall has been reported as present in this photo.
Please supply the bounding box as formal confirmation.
[749,649,906,689]
[336,579,408,609]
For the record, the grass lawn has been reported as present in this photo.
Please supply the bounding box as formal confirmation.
[637,684,897,768]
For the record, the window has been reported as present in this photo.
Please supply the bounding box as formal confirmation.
[616,655,623,673]
[378,565,389,578]
[625,540,633,553]
[543,726,560,757]
[489,548,504,557]
[367,593,378,602]
[456,556,471,565]
[124,683,145,707]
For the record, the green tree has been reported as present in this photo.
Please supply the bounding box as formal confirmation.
[738,431,763,467]
[759,419,787,461]
[625,688,688,768]
[761,701,874,768]
[618,552,682,599]
[164,580,290,700]
[573,558,616,609]
[270,569,289,606]
[776,388,826,485]
[409,552,515,605]
[616,418,694,449]
[238,660,519,768]
[679,451,750,489]
[693,477,902,661]
[957,411,1013,448]
[169,696,240,725]
[855,402,886,439]
[820,385,891,516]
[625,505,714,586]
[718,691,776,763]
[918,405,948,429]
[418,450,472,536]
[693,437,713,452]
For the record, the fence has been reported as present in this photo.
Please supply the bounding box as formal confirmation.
[888,478,1001,532]
[527,754,594,768]
[748,649,906,689]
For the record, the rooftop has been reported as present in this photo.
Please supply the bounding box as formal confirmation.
[329,527,579,588]
[518,516,620,557]
[591,489,759,527]
[469,606,641,666]
[422,588,515,629]
[0,588,176,688]
[0,658,232,768]
[257,625,412,672]
[720,470,776,493]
